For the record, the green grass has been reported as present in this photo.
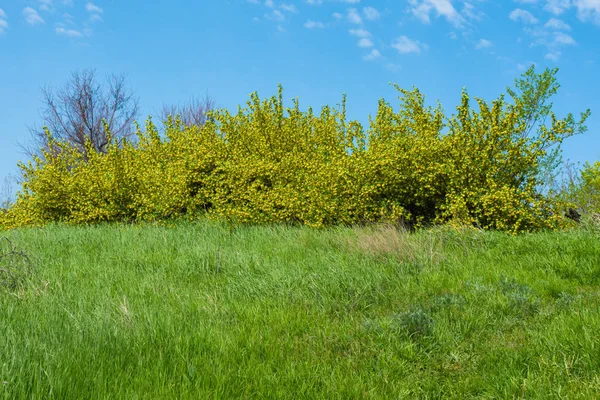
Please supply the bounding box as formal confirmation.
[1,221,599,399]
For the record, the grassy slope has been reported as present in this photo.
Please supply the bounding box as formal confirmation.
[1,221,599,399]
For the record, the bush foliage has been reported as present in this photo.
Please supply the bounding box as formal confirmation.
[562,161,600,215]
[0,67,590,232]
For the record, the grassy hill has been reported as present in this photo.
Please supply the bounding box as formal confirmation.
[1,221,599,398]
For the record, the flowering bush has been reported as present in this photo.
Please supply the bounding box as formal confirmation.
[1,68,588,233]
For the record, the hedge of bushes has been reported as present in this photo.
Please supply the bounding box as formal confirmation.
[0,68,589,233]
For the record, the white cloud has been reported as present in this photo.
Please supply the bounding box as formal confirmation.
[56,26,82,37]
[391,35,425,54]
[86,2,103,14]
[363,6,380,20]
[545,17,571,29]
[509,8,539,23]
[39,0,53,12]
[342,0,360,3]
[544,0,571,15]
[409,0,465,28]
[333,12,343,19]
[23,7,45,25]
[306,0,323,4]
[545,51,561,61]
[358,37,373,47]
[349,28,371,37]
[347,8,363,24]
[554,31,576,44]
[461,2,484,22]
[265,0,275,7]
[410,1,432,23]
[475,38,492,49]
[89,13,103,22]
[573,0,600,24]
[265,9,285,21]
[526,26,577,51]
[385,63,401,72]
[515,0,538,3]
[0,9,7,35]
[280,4,297,13]
[304,20,325,28]
[516,0,599,23]
[83,2,103,26]
[363,49,381,61]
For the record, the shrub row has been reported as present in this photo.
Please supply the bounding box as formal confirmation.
[1,72,586,232]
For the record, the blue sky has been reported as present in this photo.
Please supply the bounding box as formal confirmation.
[0,0,599,191]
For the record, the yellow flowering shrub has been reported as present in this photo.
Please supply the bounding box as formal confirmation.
[439,91,571,231]
[0,68,588,233]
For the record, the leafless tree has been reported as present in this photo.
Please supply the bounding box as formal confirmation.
[158,93,215,127]
[27,69,139,157]
[1,175,15,210]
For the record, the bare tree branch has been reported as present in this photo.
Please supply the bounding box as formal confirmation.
[0,175,15,210]
[24,69,139,158]
[158,92,215,128]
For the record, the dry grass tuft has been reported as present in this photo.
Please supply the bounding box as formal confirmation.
[119,295,133,326]
[350,223,444,266]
